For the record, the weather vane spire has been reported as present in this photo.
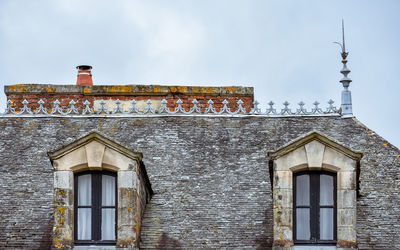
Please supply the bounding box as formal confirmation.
[334,19,353,117]
[342,19,346,53]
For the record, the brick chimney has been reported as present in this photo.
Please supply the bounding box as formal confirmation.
[76,65,93,86]
[5,65,254,112]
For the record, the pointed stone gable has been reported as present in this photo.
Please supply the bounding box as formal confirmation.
[268,131,362,249]
[48,132,152,248]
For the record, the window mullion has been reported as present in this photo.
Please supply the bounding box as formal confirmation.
[92,172,101,241]
[334,173,337,241]
[98,172,102,241]
[310,173,319,243]
[316,173,321,242]
[91,172,95,241]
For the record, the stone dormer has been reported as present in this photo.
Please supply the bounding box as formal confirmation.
[48,132,152,248]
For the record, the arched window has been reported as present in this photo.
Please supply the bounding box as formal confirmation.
[74,170,117,245]
[294,171,336,244]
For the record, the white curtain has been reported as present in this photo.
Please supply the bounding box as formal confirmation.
[78,208,91,240]
[77,174,91,240]
[102,175,115,206]
[296,174,309,206]
[102,175,116,240]
[296,174,310,240]
[320,174,333,205]
[320,174,334,240]
[102,208,115,240]
[78,174,91,206]
[296,208,310,240]
[320,208,334,240]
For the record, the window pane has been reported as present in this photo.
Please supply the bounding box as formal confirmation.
[296,208,310,240]
[102,208,115,240]
[296,174,310,206]
[102,175,116,206]
[78,208,91,240]
[320,174,334,206]
[78,174,91,206]
[320,208,334,240]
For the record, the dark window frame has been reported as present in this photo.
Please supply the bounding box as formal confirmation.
[74,170,118,245]
[293,171,337,245]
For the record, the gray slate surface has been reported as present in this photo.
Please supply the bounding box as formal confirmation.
[0,116,399,249]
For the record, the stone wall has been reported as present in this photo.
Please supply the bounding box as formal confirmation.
[5,84,254,113]
[136,161,153,247]
[0,116,399,248]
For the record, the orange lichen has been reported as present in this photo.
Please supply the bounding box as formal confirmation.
[225,87,237,92]
[203,87,213,94]
[8,84,27,92]
[273,240,293,247]
[57,207,66,215]
[53,238,72,248]
[18,85,26,92]
[109,86,133,93]
[53,241,64,248]
[117,238,136,248]
[178,86,188,93]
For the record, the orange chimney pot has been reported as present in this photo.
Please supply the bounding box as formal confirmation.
[76,65,93,86]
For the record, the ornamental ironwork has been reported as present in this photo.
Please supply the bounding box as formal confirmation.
[1,98,339,116]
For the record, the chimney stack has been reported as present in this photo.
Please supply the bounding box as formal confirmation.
[76,65,93,86]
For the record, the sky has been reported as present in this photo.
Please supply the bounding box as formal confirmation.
[0,0,399,148]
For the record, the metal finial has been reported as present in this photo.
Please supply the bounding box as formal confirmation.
[342,19,346,53]
[334,19,352,89]
[333,20,348,56]
[334,20,353,117]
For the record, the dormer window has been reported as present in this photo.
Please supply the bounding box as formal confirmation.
[74,171,117,245]
[49,132,153,248]
[294,171,336,244]
[268,132,362,248]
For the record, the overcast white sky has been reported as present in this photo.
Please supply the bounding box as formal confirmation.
[0,0,399,148]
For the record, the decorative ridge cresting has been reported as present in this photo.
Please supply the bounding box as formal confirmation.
[1,98,339,116]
